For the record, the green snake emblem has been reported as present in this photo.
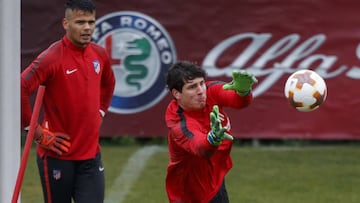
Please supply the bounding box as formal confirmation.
[124,38,151,90]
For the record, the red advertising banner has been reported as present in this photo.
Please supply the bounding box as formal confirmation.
[21,0,360,139]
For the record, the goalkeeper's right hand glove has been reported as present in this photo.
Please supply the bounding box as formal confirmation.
[207,105,233,146]
[34,125,71,155]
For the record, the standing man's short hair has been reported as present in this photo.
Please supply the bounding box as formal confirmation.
[64,0,96,12]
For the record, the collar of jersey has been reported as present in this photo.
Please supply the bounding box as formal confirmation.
[62,35,87,52]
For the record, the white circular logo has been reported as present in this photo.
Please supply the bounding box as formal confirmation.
[93,11,177,114]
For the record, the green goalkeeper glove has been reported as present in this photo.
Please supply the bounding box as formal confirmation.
[223,70,258,96]
[207,105,233,146]
[34,125,71,155]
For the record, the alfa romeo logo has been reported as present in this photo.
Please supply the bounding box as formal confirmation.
[93,11,177,114]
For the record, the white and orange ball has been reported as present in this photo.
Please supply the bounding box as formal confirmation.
[284,70,327,112]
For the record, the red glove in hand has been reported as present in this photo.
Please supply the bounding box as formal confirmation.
[34,126,71,155]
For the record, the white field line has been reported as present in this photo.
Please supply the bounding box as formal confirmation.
[104,145,166,203]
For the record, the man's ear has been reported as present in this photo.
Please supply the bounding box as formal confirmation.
[62,18,68,30]
[171,89,181,100]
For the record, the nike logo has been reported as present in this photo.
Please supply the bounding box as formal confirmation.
[99,166,105,172]
[66,69,78,75]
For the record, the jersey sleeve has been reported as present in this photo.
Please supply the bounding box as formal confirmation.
[21,48,56,128]
[98,46,115,116]
[166,104,218,158]
[206,81,253,109]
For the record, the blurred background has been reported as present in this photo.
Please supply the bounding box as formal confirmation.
[21,0,360,140]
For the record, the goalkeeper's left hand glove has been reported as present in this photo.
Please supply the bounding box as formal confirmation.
[207,105,233,146]
[223,70,258,96]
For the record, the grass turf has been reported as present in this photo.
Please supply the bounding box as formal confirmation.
[21,143,360,203]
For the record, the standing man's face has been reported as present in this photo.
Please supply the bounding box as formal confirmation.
[63,9,96,47]
[172,77,207,111]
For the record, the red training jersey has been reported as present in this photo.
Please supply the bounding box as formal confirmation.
[21,36,115,160]
[165,81,253,203]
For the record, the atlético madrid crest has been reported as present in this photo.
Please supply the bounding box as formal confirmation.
[92,11,177,114]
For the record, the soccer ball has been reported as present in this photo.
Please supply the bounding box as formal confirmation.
[284,70,327,112]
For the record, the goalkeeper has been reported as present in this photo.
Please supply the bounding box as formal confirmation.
[165,61,257,203]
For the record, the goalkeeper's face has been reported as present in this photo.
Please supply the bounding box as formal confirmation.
[172,77,207,111]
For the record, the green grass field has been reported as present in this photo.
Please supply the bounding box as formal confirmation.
[21,141,360,203]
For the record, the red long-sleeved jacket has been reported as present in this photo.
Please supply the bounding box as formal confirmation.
[165,81,253,203]
[21,36,115,160]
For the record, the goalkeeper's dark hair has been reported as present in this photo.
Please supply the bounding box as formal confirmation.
[166,61,207,92]
[65,0,96,13]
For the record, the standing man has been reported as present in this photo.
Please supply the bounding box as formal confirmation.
[165,61,257,203]
[21,0,115,202]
